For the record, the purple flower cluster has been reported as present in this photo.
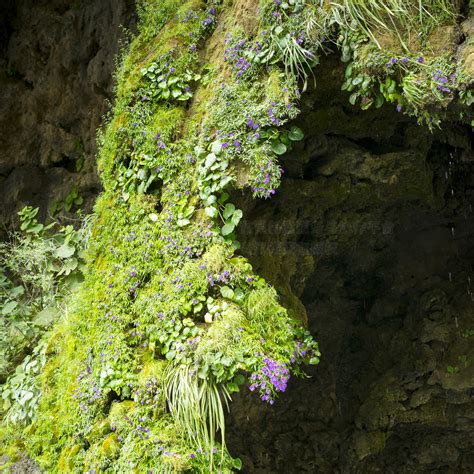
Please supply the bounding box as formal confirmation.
[433,69,456,94]
[202,5,217,27]
[252,160,281,198]
[249,357,290,404]
[224,37,251,77]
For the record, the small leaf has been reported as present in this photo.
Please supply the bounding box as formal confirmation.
[234,374,245,385]
[220,286,234,299]
[227,382,239,393]
[205,153,217,168]
[271,141,287,155]
[2,301,18,315]
[221,223,235,236]
[33,307,57,327]
[211,140,222,155]
[55,244,75,259]
[231,209,243,226]
[223,203,236,219]
[177,218,190,227]
[349,92,358,105]
[165,350,176,361]
[218,192,229,204]
[288,126,304,141]
[205,206,218,218]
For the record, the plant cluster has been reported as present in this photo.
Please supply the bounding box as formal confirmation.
[0,207,87,381]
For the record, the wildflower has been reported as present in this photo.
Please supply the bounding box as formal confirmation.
[396,104,402,112]
[417,57,423,63]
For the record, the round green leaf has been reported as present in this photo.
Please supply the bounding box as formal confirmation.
[223,203,236,219]
[221,223,235,236]
[288,126,304,141]
[271,141,287,155]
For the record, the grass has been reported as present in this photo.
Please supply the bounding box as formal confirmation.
[328,0,457,51]
[164,364,231,470]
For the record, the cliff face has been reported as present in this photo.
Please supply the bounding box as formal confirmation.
[1,1,473,472]
[226,56,474,473]
[0,0,136,227]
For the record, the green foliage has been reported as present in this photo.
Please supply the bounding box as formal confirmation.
[140,59,200,102]
[328,0,456,51]
[1,342,46,425]
[165,364,234,470]
[0,208,87,380]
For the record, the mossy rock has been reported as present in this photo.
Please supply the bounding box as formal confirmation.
[109,400,136,423]
[87,419,112,444]
[58,444,81,471]
[101,434,120,458]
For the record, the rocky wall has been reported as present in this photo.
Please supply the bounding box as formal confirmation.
[0,0,136,228]
[227,56,474,473]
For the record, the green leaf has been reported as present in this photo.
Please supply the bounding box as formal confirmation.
[204,195,217,206]
[234,374,245,385]
[223,203,235,219]
[55,244,75,259]
[231,209,243,226]
[220,286,234,299]
[233,457,243,470]
[271,141,287,155]
[197,364,209,379]
[2,300,17,315]
[177,218,190,227]
[165,350,176,361]
[352,75,364,86]
[227,382,239,393]
[218,192,229,204]
[211,140,222,155]
[9,286,24,298]
[205,153,217,168]
[221,223,235,236]
[205,206,218,218]
[374,94,385,109]
[349,92,358,105]
[288,126,304,141]
[33,307,57,327]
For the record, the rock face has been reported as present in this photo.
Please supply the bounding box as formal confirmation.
[226,56,474,473]
[0,0,136,227]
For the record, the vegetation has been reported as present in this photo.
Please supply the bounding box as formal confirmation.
[1,0,471,472]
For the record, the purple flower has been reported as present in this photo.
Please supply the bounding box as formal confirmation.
[396,104,402,112]
[417,57,423,63]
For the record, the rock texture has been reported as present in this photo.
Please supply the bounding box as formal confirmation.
[0,0,136,228]
[227,56,474,473]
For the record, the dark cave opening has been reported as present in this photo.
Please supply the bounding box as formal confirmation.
[226,72,474,473]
